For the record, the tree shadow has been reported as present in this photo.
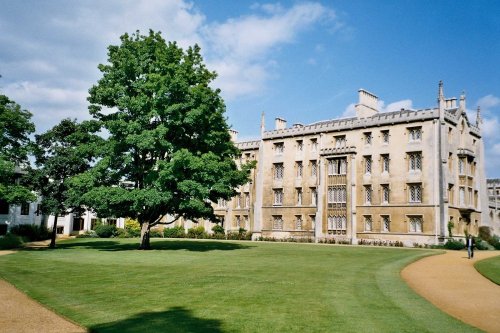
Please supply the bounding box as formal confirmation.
[22,239,253,252]
[89,306,225,333]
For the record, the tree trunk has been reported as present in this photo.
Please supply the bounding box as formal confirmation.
[139,220,151,250]
[49,213,58,248]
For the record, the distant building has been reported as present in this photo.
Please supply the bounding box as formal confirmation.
[487,179,500,234]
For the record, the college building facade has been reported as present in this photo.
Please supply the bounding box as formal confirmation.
[187,82,490,246]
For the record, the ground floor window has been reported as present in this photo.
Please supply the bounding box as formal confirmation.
[91,218,99,230]
[409,216,423,233]
[0,224,7,235]
[0,200,8,214]
[382,215,390,232]
[107,218,117,227]
[73,218,84,231]
[364,215,372,231]
[20,202,30,215]
[295,215,302,230]
[273,215,283,230]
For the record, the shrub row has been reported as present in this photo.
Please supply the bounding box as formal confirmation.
[8,224,51,242]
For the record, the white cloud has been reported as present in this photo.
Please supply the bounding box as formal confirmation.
[342,103,356,118]
[477,94,500,110]
[203,2,336,99]
[342,99,413,118]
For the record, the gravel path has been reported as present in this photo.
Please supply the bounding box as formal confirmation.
[402,250,500,333]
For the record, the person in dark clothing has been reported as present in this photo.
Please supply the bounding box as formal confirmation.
[466,235,475,259]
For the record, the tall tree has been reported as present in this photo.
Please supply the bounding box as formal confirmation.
[0,94,35,204]
[32,119,102,248]
[77,30,253,249]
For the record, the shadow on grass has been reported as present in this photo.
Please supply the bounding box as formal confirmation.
[89,306,225,333]
[23,239,252,252]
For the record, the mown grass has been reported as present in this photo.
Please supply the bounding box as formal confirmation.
[0,239,481,333]
[474,255,500,285]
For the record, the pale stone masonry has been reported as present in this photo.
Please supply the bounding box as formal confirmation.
[487,179,500,235]
[194,82,489,246]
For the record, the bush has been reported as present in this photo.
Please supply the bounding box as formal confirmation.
[76,230,98,238]
[149,228,163,238]
[212,224,225,235]
[94,224,117,238]
[115,228,129,238]
[489,235,500,250]
[0,234,24,249]
[479,226,492,243]
[475,238,490,251]
[187,226,207,239]
[444,239,465,250]
[8,224,50,242]
[125,219,141,237]
[163,225,185,238]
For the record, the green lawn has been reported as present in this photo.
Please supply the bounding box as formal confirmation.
[474,255,500,285]
[0,239,481,333]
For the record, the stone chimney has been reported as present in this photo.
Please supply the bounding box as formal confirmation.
[229,129,238,142]
[355,89,379,118]
[275,117,287,130]
[445,97,457,109]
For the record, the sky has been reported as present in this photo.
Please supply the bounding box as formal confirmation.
[0,0,499,177]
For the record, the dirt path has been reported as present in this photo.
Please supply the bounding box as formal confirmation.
[0,248,86,333]
[402,250,500,333]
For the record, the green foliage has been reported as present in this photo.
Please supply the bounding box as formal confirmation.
[474,238,490,250]
[8,224,50,242]
[187,226,207,239]
[211,224,224,235]
[0,233,24,249]
[77,30,254,249]
[125,219,141,237]
[94,224,117,238]
[447,221,454,238]
[0,94,36,204]
[444,239,465,250]
[163,225,185,238]
[226,230,252,240]
[149,228,163,238]
[489,235,500,250]
[478,226,492,243]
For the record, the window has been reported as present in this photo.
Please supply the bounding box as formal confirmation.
[328,186,347,205]
[448,127,453,143]
[274,189,283,205]
[409,216,423,233]
[364,185,372,204]
[296,188,302,206]
[243,215,249,229]
[382,185,390,203]
[236,193,242,208]
[459,187,465,205]
[364,215,373,231]
[218,198,227,208]
[36,204,41,216]
[91,218,99,230]
[73,218,84,231]
[364,156,372,174]
[274,163,284,180]
[409,184,422,203]
[20,202,29,215]
[235,215,241,228]
[107,218,117,227]
[408,127,422,142]
[274,142,284,155]
[297,140,303,152]
[458,158,465,174]
[0,200,9,215]
[448,153,453,172]
[310,215,316,229]
[381,154,389,173]
[335,135,346,148]
[311,160,317,177]
[328,215,347,231]
[364,132,372,145]
[296,161,303,178]
[311,138,318,152]
[382,130,389,143]
[311,188,317,206]
[295,215,303,230]
[328,158,347,175]
[408,152,422,171]
[245,193,250,208]
[382,215,390,232]
[273,215,283,230]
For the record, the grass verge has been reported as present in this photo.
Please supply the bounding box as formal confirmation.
[474,255,500,285]
[0,238,482,333]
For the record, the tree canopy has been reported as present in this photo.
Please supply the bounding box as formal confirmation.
[0,94,35,204]
[32,118,102,247]
[75,30,253,249]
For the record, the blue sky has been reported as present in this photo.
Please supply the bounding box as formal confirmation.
[0,0,499,177]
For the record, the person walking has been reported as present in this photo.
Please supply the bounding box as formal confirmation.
[466,235,475,259]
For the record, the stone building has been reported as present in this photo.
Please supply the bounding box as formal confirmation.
[189,82,489,246]
[487,179,500,234]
